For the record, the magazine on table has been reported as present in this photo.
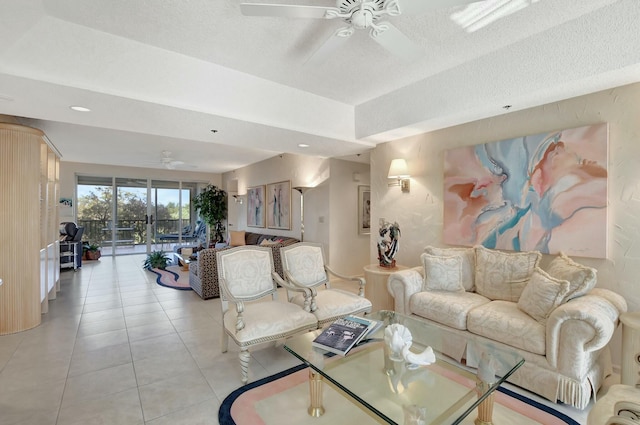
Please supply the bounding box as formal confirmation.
[311,315,383,356]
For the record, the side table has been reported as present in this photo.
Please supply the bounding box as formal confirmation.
[363,263,407,312]
[587,384,640,425]
[621,312,640,387]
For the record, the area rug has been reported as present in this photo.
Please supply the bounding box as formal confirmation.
[219,364,580,425]
[147,265,192,290]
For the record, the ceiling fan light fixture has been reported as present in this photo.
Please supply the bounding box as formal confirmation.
[70,105,91,112]
[450,0,539,33]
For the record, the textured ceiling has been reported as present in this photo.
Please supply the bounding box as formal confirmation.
[0,0,638,173]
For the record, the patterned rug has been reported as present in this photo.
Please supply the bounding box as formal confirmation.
[219,364,580,425]
[147,265,191,290]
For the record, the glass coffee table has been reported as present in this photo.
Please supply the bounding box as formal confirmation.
[284,310,524,425]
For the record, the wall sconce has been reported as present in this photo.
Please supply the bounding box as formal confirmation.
[388,159,410,193]
[232,195,243,204]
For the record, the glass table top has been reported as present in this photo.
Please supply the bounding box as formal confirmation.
[284,310,524,425]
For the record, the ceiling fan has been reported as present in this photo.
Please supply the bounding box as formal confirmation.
[159,150,187,170]
[240,0,480,63]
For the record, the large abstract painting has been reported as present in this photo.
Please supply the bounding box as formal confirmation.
[443,123,608,258]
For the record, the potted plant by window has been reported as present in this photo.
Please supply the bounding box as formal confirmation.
[143,250,169,270]
[84,243,102,261]
[192,184,228,245]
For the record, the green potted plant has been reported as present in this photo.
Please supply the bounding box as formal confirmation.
[143,250,169,270]
[84,243,102,261]
[192,184,228,245]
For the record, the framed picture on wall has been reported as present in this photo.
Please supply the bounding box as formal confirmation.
[358,185,371,235]
[247,185,265,228]
[266,180,291,230]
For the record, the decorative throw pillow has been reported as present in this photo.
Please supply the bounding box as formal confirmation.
[420,253,465,292]
[424,246,475,291]
[259,238,278,246]
[474,246,541,302]
[517,268,570,323]
[229,230,246,247]
[546,252,597,302]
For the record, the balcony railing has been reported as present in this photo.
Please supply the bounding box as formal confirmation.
[77,219,191,245]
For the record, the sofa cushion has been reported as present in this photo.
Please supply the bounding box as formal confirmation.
[467,300,546,355]
[424,246,475,291]
[230,231,246,247]
[420,253,465,292]
[517,268,570,323]
[546,252,597,302]
[245,232,262,245]
[410,291,490,330]
[474,246,541,302]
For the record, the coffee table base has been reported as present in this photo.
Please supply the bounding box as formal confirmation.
[475,381,495,425]
[308,369,325,417]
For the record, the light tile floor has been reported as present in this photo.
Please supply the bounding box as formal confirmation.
[0,254,301,425]
[0,254,597,424]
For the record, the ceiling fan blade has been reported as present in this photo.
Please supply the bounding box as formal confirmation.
[240,3,336,19]
[304,27,353,66]
[398,0,482,15]
[370,22,422,62]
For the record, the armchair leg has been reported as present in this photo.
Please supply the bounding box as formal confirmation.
[239,349,251,385]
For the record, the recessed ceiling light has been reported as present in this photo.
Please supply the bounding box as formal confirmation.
[298,144,310,148]
[70,105,91,112]
[0,94,14,102]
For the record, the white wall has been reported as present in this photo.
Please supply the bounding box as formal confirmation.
[222,153,370,275]
[329,159,372,275]
[372,82,640,367]
[59,161,219,223]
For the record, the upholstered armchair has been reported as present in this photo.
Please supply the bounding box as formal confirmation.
[278,242,372,327]
[217,246,318,384]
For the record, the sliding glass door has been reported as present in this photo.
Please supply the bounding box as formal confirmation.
[77,176,199,256]
[151,180,197,248]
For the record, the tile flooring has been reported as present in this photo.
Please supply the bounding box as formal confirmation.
[0,254,595,424]
[0,254,301,425]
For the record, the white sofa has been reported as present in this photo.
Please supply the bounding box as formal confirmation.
[388,245,627,409]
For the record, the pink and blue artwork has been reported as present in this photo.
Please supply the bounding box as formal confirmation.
[443,123,608,258]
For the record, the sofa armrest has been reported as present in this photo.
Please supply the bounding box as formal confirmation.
[387,267,423,314]
[546,289,627,373]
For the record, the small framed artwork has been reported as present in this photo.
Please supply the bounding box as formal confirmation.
[59,197,73,215]
[247,185,265,228]
[358,185,371,235]
[266,180,291,230]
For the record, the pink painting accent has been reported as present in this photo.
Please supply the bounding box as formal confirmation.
[443,123,608,258]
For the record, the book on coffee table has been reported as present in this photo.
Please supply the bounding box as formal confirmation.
[312,315,380,356]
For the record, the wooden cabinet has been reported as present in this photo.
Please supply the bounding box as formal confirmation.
[0,122,60,334]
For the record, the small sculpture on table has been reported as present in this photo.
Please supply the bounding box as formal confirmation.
[378,219,401,268]
[384,324,435,368]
